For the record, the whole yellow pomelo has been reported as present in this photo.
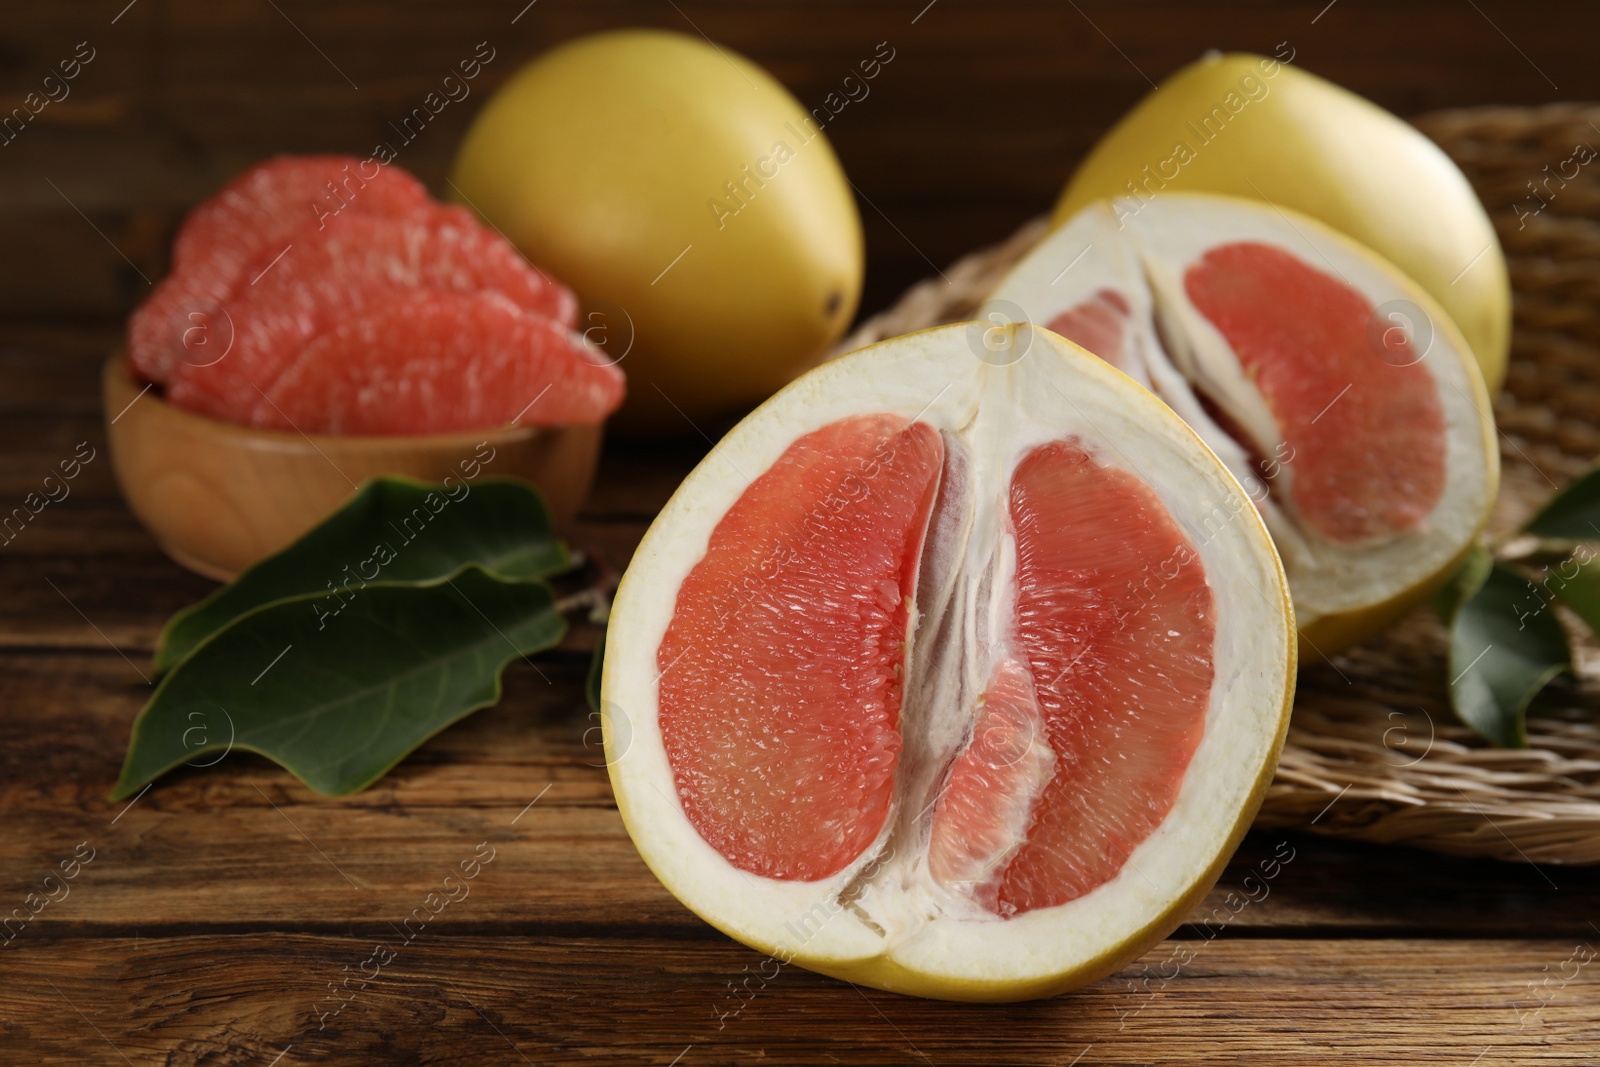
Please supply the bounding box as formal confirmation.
[450,29,864,435]
[1055,51,1510,392]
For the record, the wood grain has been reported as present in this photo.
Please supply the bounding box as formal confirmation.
[2,313,1599,1066]
[101,354,604,579]
[4,937,1598,1065]
[3,345,1596,1064]
[3,647,1595,938]
[4,1,1598,328]
[4,2,1600,1060]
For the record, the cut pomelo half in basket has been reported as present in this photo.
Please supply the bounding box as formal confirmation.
[989,193,1499,657]
[601,323,1295,1001]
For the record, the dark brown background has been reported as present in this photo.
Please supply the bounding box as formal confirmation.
[6,2,1600,1065]
[7,0,1600,325]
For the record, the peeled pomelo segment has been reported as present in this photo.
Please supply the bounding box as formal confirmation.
[926,657,1055,913]
[1045,288,1145,385]
[1182,240,1447,544]
[994,440,1214,914]
[129,157,434,384]
[249,291,624,435]
[172,155,433,271]
[657,415,943,881]
[165,206,579,425]
[128,277,233,384]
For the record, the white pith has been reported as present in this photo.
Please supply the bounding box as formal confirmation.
[989,194,1496,635]
[602,324,1293,992]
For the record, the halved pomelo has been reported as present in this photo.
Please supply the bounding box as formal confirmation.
[989,193,1498,657]
[602,323,1295,1001]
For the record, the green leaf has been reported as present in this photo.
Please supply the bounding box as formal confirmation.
[1445,558,1571,748]
[1433,543,1494,623]
[1523,464,1600,541]
[154,477,569,674]
[114,567,564,799]
[1546,550,1600,634]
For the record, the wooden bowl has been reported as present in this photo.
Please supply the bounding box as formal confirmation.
[103,353,602,580]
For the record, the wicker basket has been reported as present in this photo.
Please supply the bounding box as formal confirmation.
[839,104,1600,865]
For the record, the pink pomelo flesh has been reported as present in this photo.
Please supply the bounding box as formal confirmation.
[657,416,943,882]
[163,206,580,426]
[252,291,624,435]
[990,440,1213,913]
[1046,289,1136,380]
[1182,242,1447,544]
[1037,243,1449,547]
[656,416,1214,915]
[172,155,433,273]
[128,155,606,440]
[130,156,435,384]
[926,657,1054,913]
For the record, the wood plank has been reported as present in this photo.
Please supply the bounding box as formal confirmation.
[2,935,1595,1064]
[0,322,698,652]
[0,321,706,506]
[1,651,1592,937]
[0,327,116,413]
[0,507,644,651]
[2,2,1597,319]
[3,5,1597,1059]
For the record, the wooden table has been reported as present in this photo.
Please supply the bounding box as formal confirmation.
[2,323,1598,1065]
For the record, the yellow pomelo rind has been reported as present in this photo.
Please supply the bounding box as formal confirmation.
[450,29,864,435]
[1055,52,1509,393]
[603,322,1297,1001]
[1005,191,1500,660]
